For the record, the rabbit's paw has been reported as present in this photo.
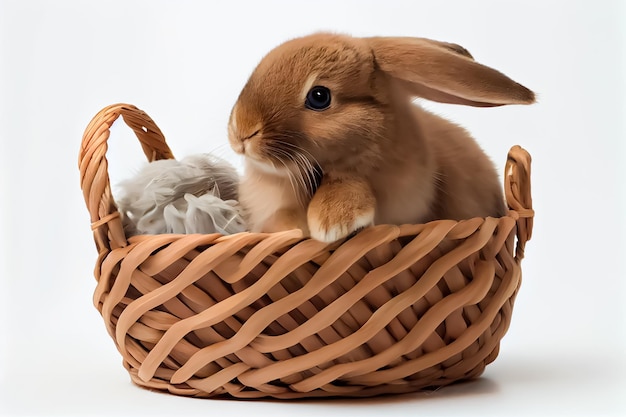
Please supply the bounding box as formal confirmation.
[307,177,375,243]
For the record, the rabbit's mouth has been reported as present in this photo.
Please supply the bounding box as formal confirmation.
[247,153,318,177]
[246,152,322,198]
[246,156,290,175]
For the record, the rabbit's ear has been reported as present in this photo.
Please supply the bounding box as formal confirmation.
[415,39,474,60]
[368,37,535,106]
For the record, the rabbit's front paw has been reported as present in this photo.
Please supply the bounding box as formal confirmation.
[307,176,376,243]
[308,209,374,243]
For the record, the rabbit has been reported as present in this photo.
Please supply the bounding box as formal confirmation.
[228,33,535,242]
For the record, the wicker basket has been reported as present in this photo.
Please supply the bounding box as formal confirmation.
[78,103,533,399]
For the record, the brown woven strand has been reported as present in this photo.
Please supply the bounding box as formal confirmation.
[79,104,534,399]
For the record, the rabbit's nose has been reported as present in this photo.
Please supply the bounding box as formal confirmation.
[241,129,260,143]
[239,129,261,155]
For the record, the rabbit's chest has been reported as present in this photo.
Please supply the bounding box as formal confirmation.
[239,166,309,231]
[371,173,436,225]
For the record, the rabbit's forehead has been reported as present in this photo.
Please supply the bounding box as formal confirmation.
[252,35,373,92]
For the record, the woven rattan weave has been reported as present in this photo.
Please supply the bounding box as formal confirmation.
[79,103,534,399]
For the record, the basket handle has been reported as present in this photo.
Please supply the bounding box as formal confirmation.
[78,103,174,254]
[504,145,534,261]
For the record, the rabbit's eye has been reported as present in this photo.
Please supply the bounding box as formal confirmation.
[305,86,331,111]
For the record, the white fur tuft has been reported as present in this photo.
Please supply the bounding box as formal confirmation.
[309,211,374,243]
[116,154,247,236]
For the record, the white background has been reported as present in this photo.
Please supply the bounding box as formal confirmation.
[1,0,625,415]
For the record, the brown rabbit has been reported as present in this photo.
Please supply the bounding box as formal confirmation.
[228,33,534,242]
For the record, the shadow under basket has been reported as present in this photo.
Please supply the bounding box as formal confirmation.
[79,103,534,399]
